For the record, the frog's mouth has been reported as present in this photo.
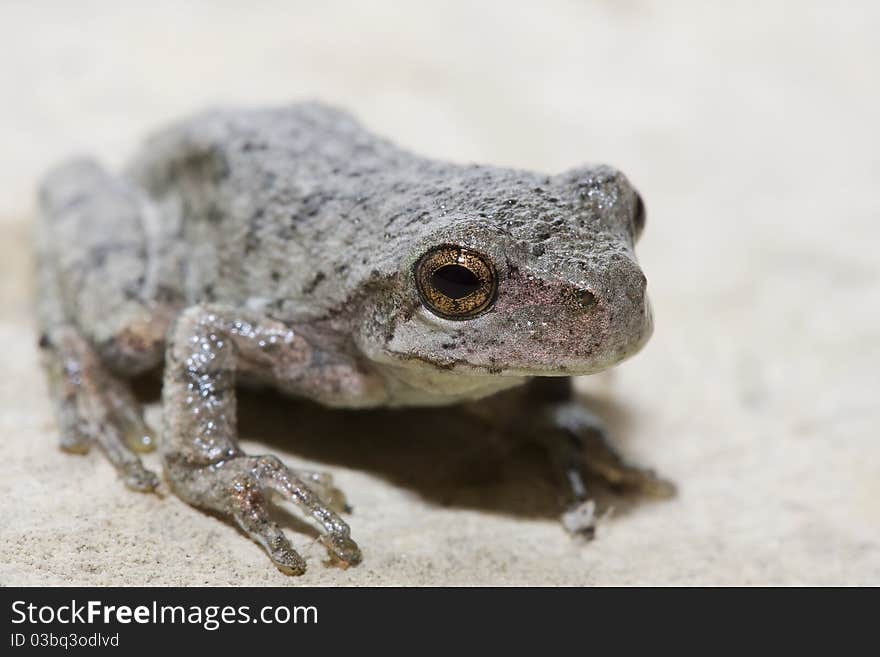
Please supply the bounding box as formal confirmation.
[378,287,652,379]
[383,349,639,378]
[378,316,651,375]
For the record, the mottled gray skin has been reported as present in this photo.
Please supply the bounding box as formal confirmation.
[35,102,671,574]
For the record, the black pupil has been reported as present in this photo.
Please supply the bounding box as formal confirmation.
[431,264,481,299]
[634,194,646,232]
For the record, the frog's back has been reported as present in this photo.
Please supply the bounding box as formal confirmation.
[126,103,422,321]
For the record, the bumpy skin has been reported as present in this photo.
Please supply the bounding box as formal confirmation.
[35,102,671,574]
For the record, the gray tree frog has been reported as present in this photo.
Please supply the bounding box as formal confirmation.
[35,103,672,574]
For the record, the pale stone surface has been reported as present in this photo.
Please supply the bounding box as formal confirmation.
[1,0,877,585]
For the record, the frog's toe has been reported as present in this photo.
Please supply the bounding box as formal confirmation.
[121,462,161,492]
[292,469,351,513]
[58,420,93,454]
[269,544,308,576]
[227,475,309,575]
[91,420,160,493]
[321,533,362,567]
[573,427,676,498]
[560,499,597,538]
[104,384,157,454]
[254,456,361,568]
[602,463,676,498]
[46,352,93,454]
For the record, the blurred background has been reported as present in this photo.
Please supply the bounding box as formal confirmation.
[0,1,877,585]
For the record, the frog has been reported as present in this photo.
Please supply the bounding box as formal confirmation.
[34,102,673,575]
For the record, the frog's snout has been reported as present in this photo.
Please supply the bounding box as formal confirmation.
[561,259,652,370]
[600,262,653,359]
[629,269,649,305]
[571,259,649,325]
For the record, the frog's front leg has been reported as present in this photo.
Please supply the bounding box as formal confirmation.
[469,378,675,535]
[162,305,380,574]
[40,325,162,491]
[524,378,676,534]
[530,379,675,491]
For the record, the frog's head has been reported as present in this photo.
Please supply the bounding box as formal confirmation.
[358,164,652,382]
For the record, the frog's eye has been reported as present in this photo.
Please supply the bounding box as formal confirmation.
[633,193,646,239]
[415,245,497,320]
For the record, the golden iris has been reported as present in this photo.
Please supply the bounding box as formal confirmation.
[415,245,497,320]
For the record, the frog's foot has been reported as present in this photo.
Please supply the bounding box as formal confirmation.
[169,455,360,575]
[539,402,675,535]
[40,326,159,492]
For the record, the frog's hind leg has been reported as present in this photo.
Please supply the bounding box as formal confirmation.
[530,381,676,535]
[36,159,176,491]
[474,378,676,536]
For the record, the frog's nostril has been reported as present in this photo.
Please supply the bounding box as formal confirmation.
[576,288,597,310]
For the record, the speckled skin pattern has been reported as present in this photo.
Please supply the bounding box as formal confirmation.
[34,103,669,574]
